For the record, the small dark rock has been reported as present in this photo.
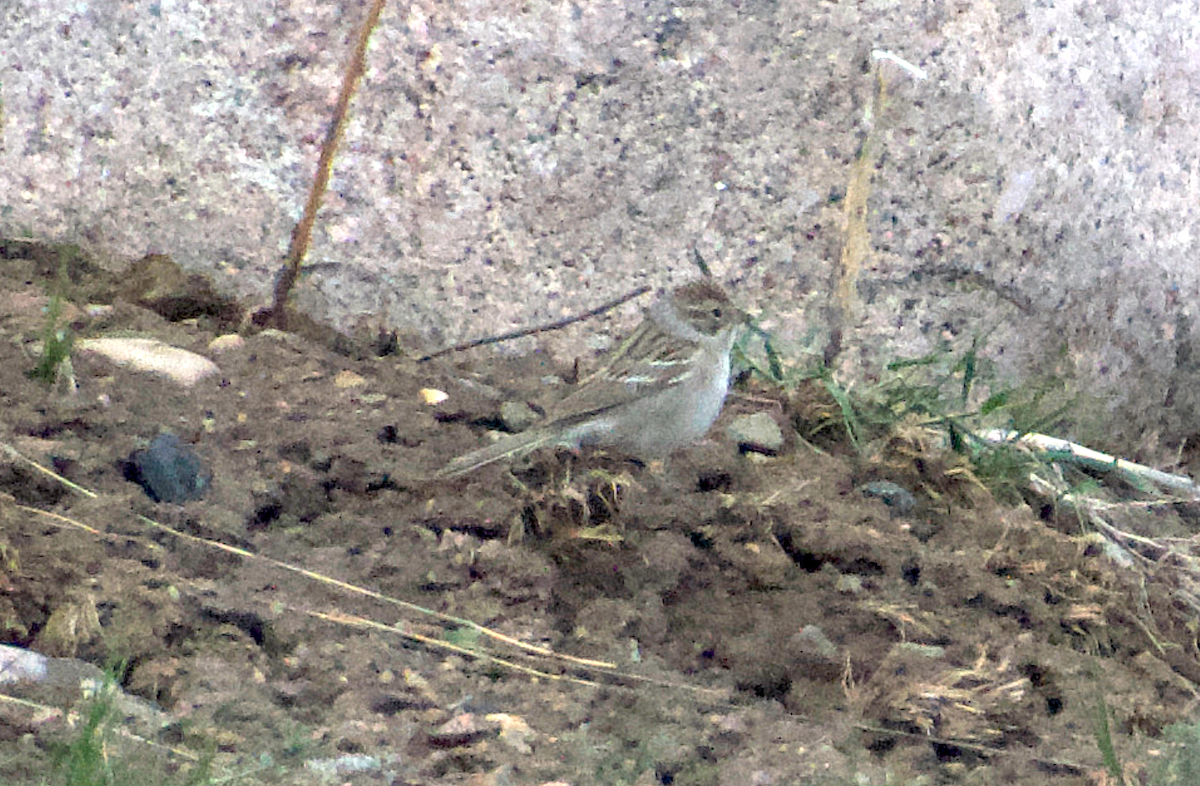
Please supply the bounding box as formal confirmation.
[127,433,211,503]
[860,480,916,516]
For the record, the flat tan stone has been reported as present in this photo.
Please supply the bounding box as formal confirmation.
[76,337,218,387]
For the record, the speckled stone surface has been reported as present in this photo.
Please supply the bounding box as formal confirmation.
[3,0,1199,452]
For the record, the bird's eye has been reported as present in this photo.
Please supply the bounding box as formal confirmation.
[712,307,723,319]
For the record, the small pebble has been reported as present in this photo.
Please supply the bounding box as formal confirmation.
[420,387,449,405]
[835,574,863,594]
[860,480,916,516]
[897,642,946,659]
[500,400,540,433]
[207,334,244,352]
[76,337,218,387]
[334,369,366,388]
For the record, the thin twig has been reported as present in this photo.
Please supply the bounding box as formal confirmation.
[418,285,650,362]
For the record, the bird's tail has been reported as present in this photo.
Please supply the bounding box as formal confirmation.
[433,428,559,479]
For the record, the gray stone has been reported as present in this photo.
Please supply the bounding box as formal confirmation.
[499,400,540,433]
[860,481,917,517]
[726,412,784,455]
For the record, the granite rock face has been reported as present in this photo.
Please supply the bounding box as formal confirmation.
[3,0,1199,453]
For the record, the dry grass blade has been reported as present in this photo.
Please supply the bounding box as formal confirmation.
[1016,458,1200,684]
[1,443,733,700]
[1,442,610,670]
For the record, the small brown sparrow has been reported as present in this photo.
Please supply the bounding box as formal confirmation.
[435,280,742,478]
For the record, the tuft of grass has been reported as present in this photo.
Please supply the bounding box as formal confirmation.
[743,320,1082,503]
[28,247,76,389]
[44,662,124,786]
[1091,686,1125,784]
[47,684,118,786]
[41,659,218,786]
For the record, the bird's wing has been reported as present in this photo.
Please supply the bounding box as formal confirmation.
[542,320,695,425]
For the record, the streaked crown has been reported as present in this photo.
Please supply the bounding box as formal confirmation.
[671,280,740,336]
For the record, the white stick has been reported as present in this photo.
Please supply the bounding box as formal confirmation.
[978,429,1200,498]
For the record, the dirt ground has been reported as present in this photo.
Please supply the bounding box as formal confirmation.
[2,247,1199,785]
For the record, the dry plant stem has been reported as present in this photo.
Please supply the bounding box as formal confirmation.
[307,609,604,689]
[307,608,730,699]
[825,54,926,366]
[266,0,389,328]
[419,285,651,361]
[832,69,882,333]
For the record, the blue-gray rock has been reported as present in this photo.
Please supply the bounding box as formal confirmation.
[130,433,211,503]
[860,480,916,516]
